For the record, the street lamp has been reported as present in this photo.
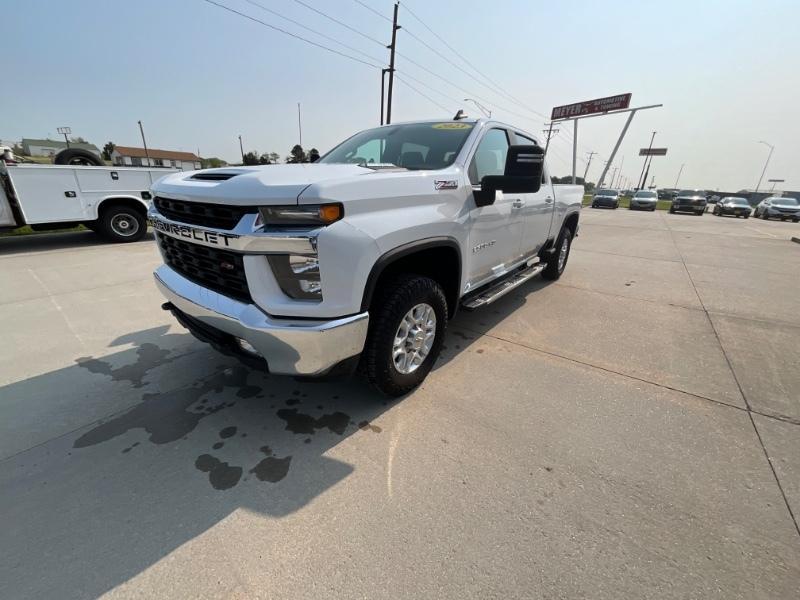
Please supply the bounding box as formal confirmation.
[57,126,72,148]
[463,99,491,117]
[754,141,774,193]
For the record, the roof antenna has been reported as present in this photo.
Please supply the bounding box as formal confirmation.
[453,109,468,121]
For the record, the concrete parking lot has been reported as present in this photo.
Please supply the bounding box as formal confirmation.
[1,209,799,599]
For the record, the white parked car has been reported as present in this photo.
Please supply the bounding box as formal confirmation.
[629,189,658,211]
[148,118,584,396]
[753,196,800,222]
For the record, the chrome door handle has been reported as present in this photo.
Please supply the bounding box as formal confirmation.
[512,200,525,208]
[545,196,554,203]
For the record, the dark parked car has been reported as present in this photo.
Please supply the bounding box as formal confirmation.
[591,189,620,209]
[713,197,751,218]
[669,190,707,215]
[753,196,800,222]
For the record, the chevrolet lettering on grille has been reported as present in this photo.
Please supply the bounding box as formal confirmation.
[149,216,238,247]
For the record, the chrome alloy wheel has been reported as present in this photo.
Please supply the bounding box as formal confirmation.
[110,212,140,237]
[392,303,437,374]
[557,236,570,271]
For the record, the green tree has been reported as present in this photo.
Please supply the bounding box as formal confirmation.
[268,152,280,164]
[258,153,273,165]
[102,141,116,161]
[308,148,320,163]
[242,151,259,166]
[201,157,227,169]
[286,144,306,163]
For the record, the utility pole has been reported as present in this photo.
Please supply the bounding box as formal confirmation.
[138,120,150,167]
[385,2,400,124]
[610,167,618,188]
[642,153,655,191]
[544,122,555,156]
[582,151,597,181]
[754,141,774,193]
[238,135,244,163]
[674,163,685,188]
[380,69,389,125]
[542,126,560,147]
[637,131,656,190]
[297,102,302,146]
[614,155,625,188]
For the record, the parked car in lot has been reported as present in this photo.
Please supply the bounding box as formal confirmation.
[591,189,620,209]
[753,196,800,222]
[148,118,583,396]
[669,189,707,215]
[712,197,752,218]
[629,189,658,211]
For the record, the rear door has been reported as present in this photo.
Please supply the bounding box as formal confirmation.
[508,132,554,256]
[465,127,524,289]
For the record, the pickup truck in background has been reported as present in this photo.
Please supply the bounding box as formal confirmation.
[149,118,583,396]
[0,159,176,242]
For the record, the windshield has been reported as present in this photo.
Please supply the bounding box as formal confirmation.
[724,198,749,206]
[596,189,617,196]
[318,122,474,170]
[635,191,657,198]
[678,190,705,197]
[771,197,798,206]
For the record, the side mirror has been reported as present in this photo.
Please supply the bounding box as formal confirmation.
[474,145,544,207]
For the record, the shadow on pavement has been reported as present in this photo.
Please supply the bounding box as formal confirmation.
[0,325,396,599]
[0,230,155,255]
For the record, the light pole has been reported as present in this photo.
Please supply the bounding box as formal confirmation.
[754,141,774,193]
[463,98,491,117]
[674,163,685,188]
[637,131,656,190]
[238,135,244,163]
[137,120,150,166]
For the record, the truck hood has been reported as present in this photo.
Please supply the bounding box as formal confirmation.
[151,164,376,206]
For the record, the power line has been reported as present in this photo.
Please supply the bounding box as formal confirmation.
[396,1,547,120]
[243,0,384,66]
[353,0,392,22]
[394,75,451,113]
[200,0,381,69]
[292,0,385,47]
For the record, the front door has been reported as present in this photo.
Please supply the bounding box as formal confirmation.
[508,131,554,257]
[465,127,524,291]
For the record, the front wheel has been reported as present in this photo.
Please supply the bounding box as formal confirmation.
[761,212,769,220]
[542,226,573,281]
[363,275,448,397]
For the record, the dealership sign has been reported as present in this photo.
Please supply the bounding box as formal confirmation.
[551,93,632,120]
[639,148,668,156]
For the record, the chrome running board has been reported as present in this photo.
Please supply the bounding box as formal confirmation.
[462,261,546,310]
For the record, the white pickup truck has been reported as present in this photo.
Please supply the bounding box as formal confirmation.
[0,161,175,242]
[149,119,583,395]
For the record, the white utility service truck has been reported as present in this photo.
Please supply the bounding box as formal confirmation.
[148,118,583,395]
[0,158,177,242]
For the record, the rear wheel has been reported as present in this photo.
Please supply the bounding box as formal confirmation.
[363,275,447,397]
[542,226,573,281]
[761,212,769,220]
[98,205,147,242]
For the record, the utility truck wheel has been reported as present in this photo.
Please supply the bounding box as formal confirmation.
[542,226,573,281]
[99,206,147,242]
[363,275,447,397]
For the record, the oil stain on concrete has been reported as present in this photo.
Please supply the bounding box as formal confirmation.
[195,454,243,490]
[276,408,350,436]
[249,445,292,483]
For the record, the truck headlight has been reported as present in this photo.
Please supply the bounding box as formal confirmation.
[267,254,322,300]
[260,203,343,227]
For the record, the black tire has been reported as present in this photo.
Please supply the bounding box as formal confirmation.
[363,275,447,397]
[761,212,769,220]
[542,225,573,281]
[744,215,749,219]
[53,148,104,166]
[669,207,675,214]
[98,205,147,242]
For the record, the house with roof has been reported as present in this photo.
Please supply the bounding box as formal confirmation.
[111,146,201,170]
[22,138,101,157]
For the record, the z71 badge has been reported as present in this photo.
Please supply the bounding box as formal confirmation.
[434,180,458,190]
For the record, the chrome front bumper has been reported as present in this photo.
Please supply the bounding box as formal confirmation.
[154,265,369,376]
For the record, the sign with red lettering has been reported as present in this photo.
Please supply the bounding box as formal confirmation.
[551,93,632,120]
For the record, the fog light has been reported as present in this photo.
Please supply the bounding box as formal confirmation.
[236,337,260,356]
[299,280,322,294]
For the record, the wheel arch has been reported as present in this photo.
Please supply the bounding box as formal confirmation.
[361,237,462,319]
[94,195,149,220]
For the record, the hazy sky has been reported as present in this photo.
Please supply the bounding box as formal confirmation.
[5,0,799,190]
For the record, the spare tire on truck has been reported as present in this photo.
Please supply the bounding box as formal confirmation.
[53,148,104,166]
